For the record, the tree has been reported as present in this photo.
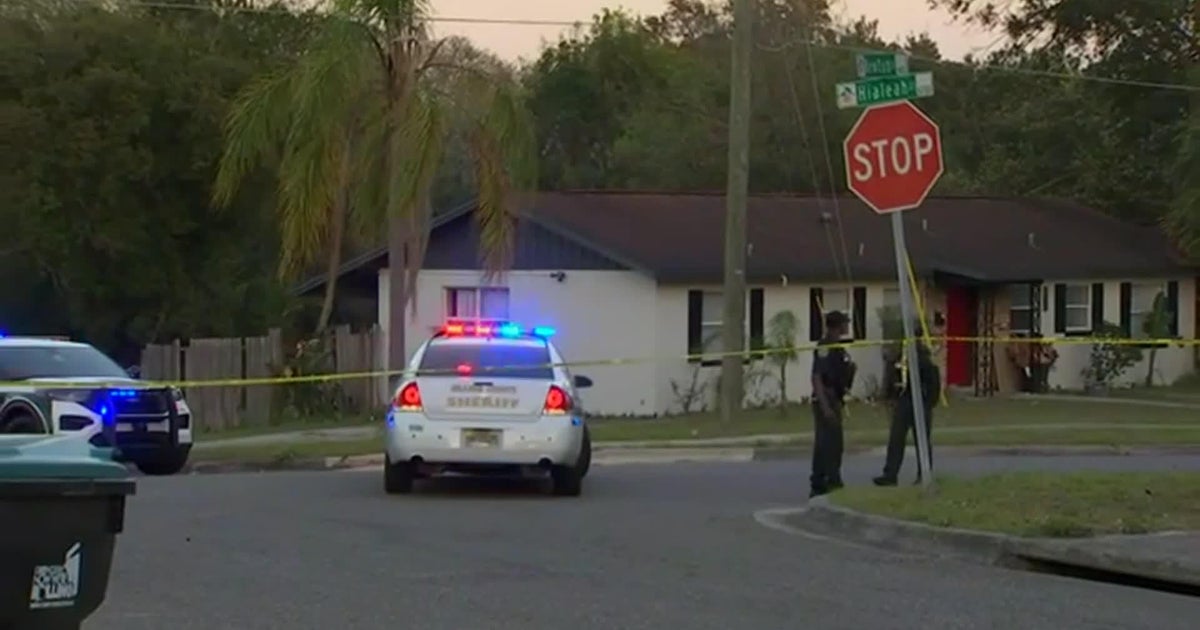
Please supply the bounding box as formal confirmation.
[763,310,800,414]
[0,4,308,356]
[931,0,1196,222]
[213,0,536,359]
[526,10,686,189]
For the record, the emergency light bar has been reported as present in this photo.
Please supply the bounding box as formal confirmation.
[441,320,555,339]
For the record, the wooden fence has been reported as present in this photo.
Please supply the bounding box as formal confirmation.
[141,325,384,432]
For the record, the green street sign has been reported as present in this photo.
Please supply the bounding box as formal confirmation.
[835,72,934,110]
[856,53,909,78]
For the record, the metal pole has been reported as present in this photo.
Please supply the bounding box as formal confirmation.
[719,0,753,424]
[890,212,933,486]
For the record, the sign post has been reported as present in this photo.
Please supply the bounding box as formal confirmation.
[839,81,943,487]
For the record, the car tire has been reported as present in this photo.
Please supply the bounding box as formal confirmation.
[1,411,45,434]
[578,426,592,479]
[384,455,414,495]
[135,446,191,476]
[550,464,583,497]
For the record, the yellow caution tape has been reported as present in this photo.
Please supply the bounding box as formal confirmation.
[0,334,1189,390]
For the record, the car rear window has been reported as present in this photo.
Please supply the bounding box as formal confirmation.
[419,342,553,379]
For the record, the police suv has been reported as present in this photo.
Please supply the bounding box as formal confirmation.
[0,336,193,475]
[384,320,593,496]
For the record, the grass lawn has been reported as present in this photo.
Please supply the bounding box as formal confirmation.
[195,434,383,465]
[194,414,377,441]
[588,397,1199,443]
[830,472,1200,538]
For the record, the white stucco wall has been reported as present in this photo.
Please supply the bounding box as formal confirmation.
[653,282,901,416]
[376,268,660,416]
[1041,277,1196,390]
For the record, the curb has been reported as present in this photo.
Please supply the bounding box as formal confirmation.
[798,496,1013,562]
[793,498,1200,589]
[1012,533,1200,589]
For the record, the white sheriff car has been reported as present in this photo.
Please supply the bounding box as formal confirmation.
[383,321,593,496]
[0,336,194,475]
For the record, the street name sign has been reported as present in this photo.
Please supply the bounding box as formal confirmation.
[836,72,934,110]
[856,52,909,78]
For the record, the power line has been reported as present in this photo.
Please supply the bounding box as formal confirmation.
[50,0,1200,92]
[759,36,1199,93]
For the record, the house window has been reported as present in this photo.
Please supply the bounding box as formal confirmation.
[1062,284,1091,332]
[687,289,765,363]
[700,291,724,352]
[1008,284,1033,335]
[445,287,510,320]
[820,288,853,318]
[1130,282,1166,339]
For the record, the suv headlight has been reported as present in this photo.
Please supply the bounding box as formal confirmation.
[45,389,94,404]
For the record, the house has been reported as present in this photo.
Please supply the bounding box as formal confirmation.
[298,191,1197,417]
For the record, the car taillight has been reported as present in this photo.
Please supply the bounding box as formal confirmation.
[394,382,422,411]
[543,385,571,415]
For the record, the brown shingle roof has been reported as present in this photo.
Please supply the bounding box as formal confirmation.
[524,191,1188,283]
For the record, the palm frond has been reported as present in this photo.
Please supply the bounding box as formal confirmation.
[390,91,445,316]
[346,95,392,243]
[266,18,376,277]
[470,81,538,278]
[212,69,295,208]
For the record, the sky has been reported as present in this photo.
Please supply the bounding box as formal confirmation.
[431,0,1000,63]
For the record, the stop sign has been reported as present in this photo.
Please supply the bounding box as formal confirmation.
[843,101,944,214]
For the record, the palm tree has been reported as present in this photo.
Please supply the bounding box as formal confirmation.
[212,0,536,368]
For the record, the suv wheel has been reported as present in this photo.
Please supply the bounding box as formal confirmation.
[135,446,191,476]
[1,411,45,434]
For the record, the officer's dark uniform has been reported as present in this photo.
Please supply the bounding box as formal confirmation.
[810,311,856,497]
[875,340,939,486]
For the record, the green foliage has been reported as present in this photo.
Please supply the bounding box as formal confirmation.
[1082,322,1144,391]
[764,310,799,410]
[0,4,312,355]
[271,336,341,420]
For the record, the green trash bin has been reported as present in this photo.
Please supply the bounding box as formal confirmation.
[0,433,134,630]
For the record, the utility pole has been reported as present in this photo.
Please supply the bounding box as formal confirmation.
[719,0,753,425]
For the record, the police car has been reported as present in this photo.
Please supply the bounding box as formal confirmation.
[0,336,193,475]
[383,320,593,497]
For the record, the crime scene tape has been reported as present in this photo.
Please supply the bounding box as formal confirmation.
[0,333,1193,390]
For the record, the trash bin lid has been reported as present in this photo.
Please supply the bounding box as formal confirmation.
[0,433,131,481]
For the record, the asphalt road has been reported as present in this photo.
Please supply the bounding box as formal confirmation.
[88,454,1200,630]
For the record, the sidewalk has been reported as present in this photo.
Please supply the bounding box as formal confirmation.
[797,498,1200,592]
[1012,532,1200,590]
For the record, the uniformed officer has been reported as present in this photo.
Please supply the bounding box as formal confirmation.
[810,310,856,498]
[874,332,940,486]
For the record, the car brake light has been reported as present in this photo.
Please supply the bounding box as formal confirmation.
[543,385,571,415]
[395,382,422,411]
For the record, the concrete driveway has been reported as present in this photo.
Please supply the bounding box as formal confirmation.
[88,454,1200,630]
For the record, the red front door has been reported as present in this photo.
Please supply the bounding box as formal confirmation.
[944,286,975,387]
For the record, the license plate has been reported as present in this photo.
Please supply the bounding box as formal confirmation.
[461,428,502,448]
